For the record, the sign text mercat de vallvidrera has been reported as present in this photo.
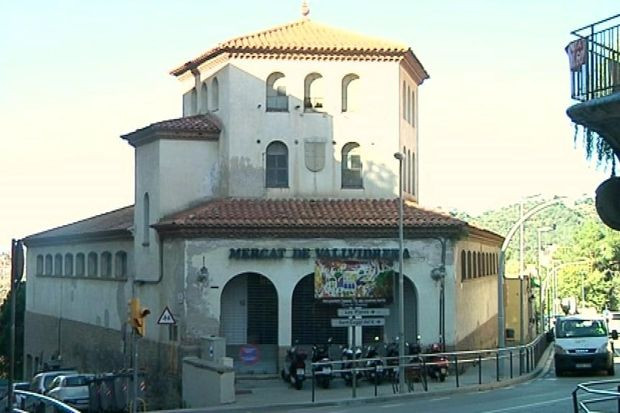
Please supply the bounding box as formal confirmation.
[228,247,411,260]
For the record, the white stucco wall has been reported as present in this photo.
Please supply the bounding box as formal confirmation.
[453,238,500,348]
[26,240,133,331]
[178,237,454,348]
[189,58,404,200]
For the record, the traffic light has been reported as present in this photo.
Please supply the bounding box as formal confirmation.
[128,298,150,337]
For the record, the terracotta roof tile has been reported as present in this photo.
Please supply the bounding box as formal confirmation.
[24,206,134,246]
[155,198,468,238]
[122,114,221,139]
[171,19,421,76]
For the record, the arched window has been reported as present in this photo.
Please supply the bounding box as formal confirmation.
[473,252,478,278]
[403,146,407,193]
[461,250,466,282]
[87,252,98,277]
[200,82,208,113]
[64,254,73,276]
[266,72,287,111]
[115,251,128,279]
[341,73,359,112]
[54,253,63,276]
[411,90,416,126]
[76,253,85,277]
[101,252,112,277]
[406,84,411,123]
[411,153,416,195]
[211,77,219,111]
[143,193,150,247]
[304,73,324,111]
[407,149,412,194]
[341,142,363,188]
[36,255,43,276]
[265,141,288,188]
[45,254,53,276]
[467,251,472,279]
[402,81,407,119]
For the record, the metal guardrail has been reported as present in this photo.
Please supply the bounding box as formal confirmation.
[309,333,550,402]
[572,379,620,412]
[570,14,620,102]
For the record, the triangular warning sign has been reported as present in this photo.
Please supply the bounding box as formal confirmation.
[157,306,176,325]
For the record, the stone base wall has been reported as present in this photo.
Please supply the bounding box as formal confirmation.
[24,311,183,409]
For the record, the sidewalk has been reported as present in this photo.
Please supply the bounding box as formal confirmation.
[189,347,553,413]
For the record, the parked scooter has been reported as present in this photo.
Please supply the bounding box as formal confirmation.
[281,342,307,390]
[363,336,385,385]
[341,345,363,386]
[312,337,333,389]
[405,335,425,383]
[426,342,448,382]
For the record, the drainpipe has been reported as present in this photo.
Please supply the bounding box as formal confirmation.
[430,237,448,349]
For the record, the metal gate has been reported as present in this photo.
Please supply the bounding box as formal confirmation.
[220,272,278,374]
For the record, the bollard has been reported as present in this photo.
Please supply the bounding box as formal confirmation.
[496,351,500,382]
[478,354,482,385]
[510,351,513,379]
[454,355,460,388]
[374,364,378,397]
[311,366,315,403]
[352,361,357,399]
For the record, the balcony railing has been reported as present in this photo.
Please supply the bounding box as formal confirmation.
[569,14,620,102]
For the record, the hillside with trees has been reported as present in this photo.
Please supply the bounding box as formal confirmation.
[452,196,620,312]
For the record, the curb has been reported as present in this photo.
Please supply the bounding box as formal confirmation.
[156,344,555,413]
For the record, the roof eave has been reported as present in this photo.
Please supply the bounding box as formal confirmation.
[24,229,133,248]
[153,223,466,239]
[121,128,220,148]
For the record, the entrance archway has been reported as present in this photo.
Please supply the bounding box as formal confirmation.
[291,272,418,348]
[220,272,278,373]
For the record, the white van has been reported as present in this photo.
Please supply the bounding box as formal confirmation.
[554,315,618,376]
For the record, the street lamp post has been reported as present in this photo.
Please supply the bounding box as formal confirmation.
[393,152,405,394]
[498,198,566,351]
[536,226,554,334]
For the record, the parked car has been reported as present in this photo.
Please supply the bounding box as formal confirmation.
[30,369,78,394]
[46,374,94,411]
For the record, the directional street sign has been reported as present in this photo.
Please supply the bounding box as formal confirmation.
[337,308,390,317]
[157,306,176,325]
[331,318,386,327]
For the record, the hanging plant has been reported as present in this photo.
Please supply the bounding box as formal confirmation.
[574,124,617,175]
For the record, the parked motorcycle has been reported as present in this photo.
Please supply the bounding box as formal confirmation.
[281,342,307,390]
[312,337,333,389]
[363,336,385,385]
[341,345,363,386]
[385,338,400,382]
[426,342,448,382]
[405,335,425,383]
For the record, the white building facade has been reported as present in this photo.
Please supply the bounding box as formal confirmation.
[23,14,502,408]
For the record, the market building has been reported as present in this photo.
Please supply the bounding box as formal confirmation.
[23,7,503,408]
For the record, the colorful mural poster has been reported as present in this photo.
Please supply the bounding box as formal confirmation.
[314,259,394,303]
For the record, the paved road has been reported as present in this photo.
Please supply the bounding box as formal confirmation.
[281,361,619,413]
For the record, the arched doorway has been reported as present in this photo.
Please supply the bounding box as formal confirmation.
[383,274,418,344]
[291,272,418,349]
[292,274,347,346]
[220,272,278,373]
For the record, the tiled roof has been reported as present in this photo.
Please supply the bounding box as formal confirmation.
[171,19,426,77]
[121,114,221,144]
[155,198,469,238]
[24,206,134,246]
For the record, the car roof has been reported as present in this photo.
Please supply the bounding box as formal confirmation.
[558,315,605,321]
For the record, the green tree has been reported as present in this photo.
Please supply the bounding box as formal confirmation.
[555,219,620,311]
[0,281,25,379]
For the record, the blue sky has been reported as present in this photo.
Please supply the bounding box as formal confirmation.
[1,1,618,252]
